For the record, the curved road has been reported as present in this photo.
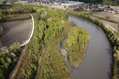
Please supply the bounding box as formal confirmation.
[1,20,32,46]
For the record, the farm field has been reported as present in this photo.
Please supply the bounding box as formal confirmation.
[1,19,32,46]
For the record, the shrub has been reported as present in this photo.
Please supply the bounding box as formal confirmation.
[0,41,21,79]
[106,15,110,19]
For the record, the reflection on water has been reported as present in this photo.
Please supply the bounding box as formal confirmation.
[69,15,112,79]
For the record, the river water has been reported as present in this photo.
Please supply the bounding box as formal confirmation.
[69,15,112,79]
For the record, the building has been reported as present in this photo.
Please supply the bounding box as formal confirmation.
[61,1,84,10]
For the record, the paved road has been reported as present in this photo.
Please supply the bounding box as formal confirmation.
[1,20,32,46]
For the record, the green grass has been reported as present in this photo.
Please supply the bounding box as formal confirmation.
[39,21,71,79]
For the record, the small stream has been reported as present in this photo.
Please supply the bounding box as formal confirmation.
[60,30,74,71]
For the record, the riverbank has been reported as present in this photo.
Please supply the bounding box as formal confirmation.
[68,11,119,79]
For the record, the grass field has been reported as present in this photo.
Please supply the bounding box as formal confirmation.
[93,12,119,23]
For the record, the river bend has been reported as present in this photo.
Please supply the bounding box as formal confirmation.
[69,15,112,79]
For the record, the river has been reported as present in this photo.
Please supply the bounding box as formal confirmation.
[68,15,112,79]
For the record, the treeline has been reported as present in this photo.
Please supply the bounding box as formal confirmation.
[0,6,36,15]
[0,14,31,22]
[64,25,89,67]
[67,11,119,79]
[14,8,71,79]
[0,5,36,22]
[0,41,21,79]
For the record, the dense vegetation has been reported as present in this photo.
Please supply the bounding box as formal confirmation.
[0,5,36,79]
[0,5,36,22]
[15,7,71,79]
[64,26,89,67]
[73,7,84,11]
[67,11,119,79]
[0,5,36,15]
[0,41,21,79]
[1,14,31,22]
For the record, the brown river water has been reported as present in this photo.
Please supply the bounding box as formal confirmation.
[68,15,112,79]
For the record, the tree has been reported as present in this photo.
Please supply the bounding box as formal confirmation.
[64,5,66,8]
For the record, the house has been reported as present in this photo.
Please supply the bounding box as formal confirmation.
[116,10,119,13]
[111,10,116,13]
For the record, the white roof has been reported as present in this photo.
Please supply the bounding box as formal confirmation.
[61,1,84,6]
